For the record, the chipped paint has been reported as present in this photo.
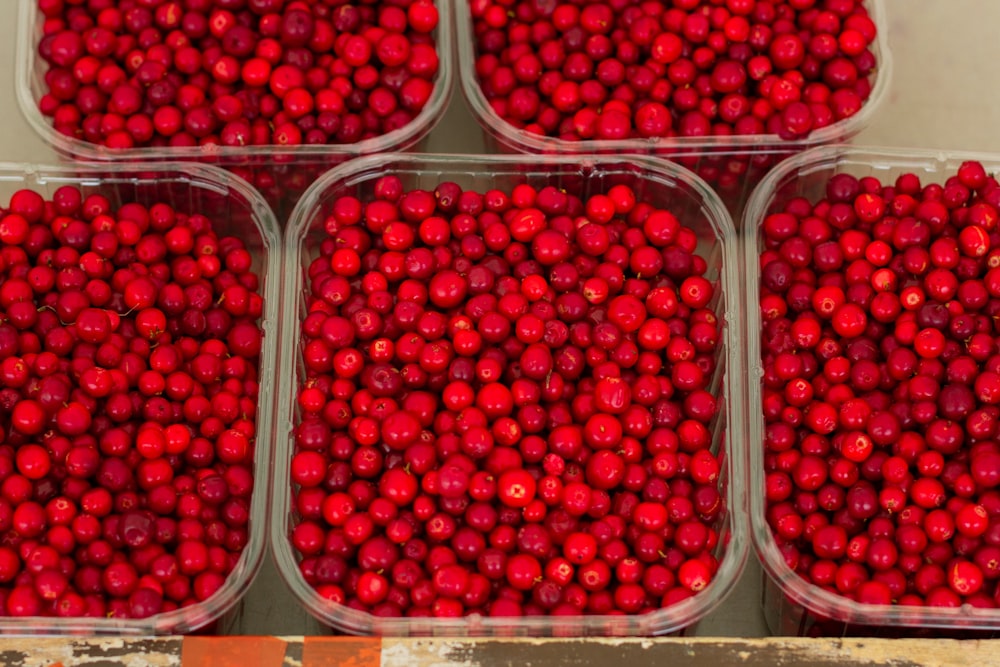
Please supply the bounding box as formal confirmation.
[382,639,469,667]
[377,637,1000,667]
[94,638,126,651]
[4,637,179,667]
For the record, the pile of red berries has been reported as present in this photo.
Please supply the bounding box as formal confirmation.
[759,161,1000,609]
[0,186,264,619]
[290,175,729,618]
[35,0,441,149]
[470,0,878,142]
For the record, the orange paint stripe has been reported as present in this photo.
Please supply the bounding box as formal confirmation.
[301,637,382,667]
[181,636,288,667]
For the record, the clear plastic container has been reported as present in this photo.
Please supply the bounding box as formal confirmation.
[745,145,1000,637]
[14,0,454,218]
[455,1,892,216]
[272,153,748,636]
[0,162,280,635]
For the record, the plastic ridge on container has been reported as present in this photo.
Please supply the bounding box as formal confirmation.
[14,0,455,216]
[0,162,280,635]
[272,153,748,637]
[455,0,891,215]
[456,0,890,155]
[745,144,1000,637]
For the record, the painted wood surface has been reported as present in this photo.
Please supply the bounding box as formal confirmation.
[0,636,996,667]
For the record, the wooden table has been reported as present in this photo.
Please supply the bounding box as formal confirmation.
[5,637,997,667]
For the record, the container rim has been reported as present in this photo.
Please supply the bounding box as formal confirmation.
[744,144,1000,630]
[455,0,892,155]
[0,161,280,635]
[271,152,749,636]
[15,0,454,162]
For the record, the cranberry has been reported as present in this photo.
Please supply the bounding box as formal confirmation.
[0,186,265,622]
[759,161,1000,617]
[289,176,728,620]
